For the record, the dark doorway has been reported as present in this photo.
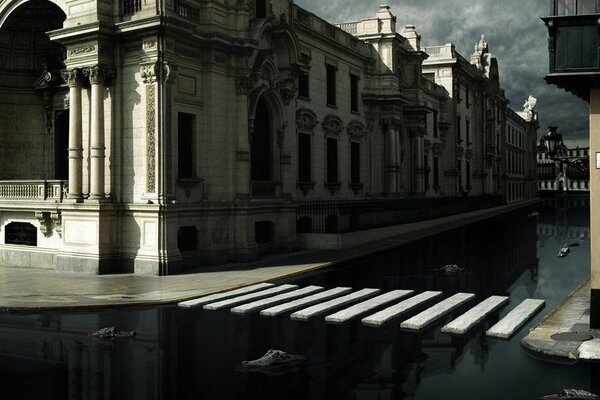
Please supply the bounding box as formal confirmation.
[54,111,69,180]
[251,98,271,181]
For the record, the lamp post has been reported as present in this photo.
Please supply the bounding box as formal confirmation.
[538,126,588,171]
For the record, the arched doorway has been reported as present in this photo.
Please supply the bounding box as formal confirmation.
[251,97,272,182]
[0,0,66,180]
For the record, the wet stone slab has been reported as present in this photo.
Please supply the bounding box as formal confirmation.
[290,288,381,321]
[441,295,509,335]
[324,290,414,325]
[260,287,353,317]
[230,286,324,315]
[204,285,298,310]
[400,293,476,332]
[362,291,443,327]
[178,283,275,309]
[487,298,545,339]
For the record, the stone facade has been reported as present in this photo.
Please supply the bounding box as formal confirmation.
[505,97,539,204]
[537,147,590,193]
[0,1,538,275]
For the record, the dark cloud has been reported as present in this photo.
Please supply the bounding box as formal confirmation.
[295,0,590,146]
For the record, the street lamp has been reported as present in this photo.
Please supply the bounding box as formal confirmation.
[538,126,588,171]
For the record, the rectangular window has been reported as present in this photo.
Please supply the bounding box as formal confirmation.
[298,133,311,182]
[466,161,471,189]
[298,73,309,98]
[433,157,439,188]
[466,119,470,145]
[433,111,438,138]
[457,159,462,189]
[456,116,461,143]
[424,155,429,189]
[326,64,337,106]
[351,142,360,183]
[178,112,195,179]
[255,0,267,18]
[350,74,359,112]
[465,84,470,106]
[327,138,338,183]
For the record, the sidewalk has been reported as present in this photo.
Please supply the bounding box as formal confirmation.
[0,199,537,311]
[522,279,600,362]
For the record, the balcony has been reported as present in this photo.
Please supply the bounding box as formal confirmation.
[542,0,600,101]
[0,180,67,203]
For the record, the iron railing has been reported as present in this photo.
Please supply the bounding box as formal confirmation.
[297,195,504,233]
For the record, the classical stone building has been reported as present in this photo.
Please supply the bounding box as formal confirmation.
[0,1,537,275]
[505,97,539,204]
[537,147,590,193]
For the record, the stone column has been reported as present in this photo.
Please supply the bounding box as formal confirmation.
[85,66,107,201]
[385,121,397,193]
[590,88,600,327]
[62,69,83,201]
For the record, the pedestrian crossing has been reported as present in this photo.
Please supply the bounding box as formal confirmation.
[178,284,545,338]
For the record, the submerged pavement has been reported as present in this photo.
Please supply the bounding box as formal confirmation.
[0,200,537,311]
[522,279,600,362]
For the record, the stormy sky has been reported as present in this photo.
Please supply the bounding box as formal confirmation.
[295,0,590,147]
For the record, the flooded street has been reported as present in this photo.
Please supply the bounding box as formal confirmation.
[0,195,593,400]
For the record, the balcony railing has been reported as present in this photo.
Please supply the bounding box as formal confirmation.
[337,22,358,35]
[297,195,504,234]
[0,180,67,202]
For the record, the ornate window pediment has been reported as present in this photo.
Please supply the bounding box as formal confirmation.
[322,115,344,138]
[347,121,366,141]
[296,108,318,132]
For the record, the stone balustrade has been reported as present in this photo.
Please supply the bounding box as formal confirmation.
[0,180,67,202]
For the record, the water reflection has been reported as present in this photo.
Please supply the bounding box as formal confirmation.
[0,196,593,400]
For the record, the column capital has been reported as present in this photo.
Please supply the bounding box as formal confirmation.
[83,65,113,85]
[380,118,401,132]
[61,68,82,87]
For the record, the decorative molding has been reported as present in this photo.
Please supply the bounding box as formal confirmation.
[347,121,366,141]
[324,182,342,196]
[51,212,62,238]
[348,182,364,195]
[456,145,465,159]
[142,40,157,50]
[163,62,177,85]
[34,212,51,238]
[141,63,158,84]
[432,142,443,156]
[297,181,315,196]
[322,115,344,138]
[68,44,96,57]
[423,139,432,153]
[146,85,156,193]
[296,108,318,132]
[279,78,297,105]
[465,149,473,160]
[236,75,253,96]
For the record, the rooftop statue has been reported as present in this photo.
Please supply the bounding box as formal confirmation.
[523,95,538,121]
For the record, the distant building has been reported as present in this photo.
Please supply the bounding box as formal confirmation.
[537,147,590,193]
[505,100,539,204]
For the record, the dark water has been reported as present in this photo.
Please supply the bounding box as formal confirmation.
[0,195,593,400]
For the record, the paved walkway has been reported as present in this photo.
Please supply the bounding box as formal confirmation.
[522,279,600,361]
[0,200,537,311]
